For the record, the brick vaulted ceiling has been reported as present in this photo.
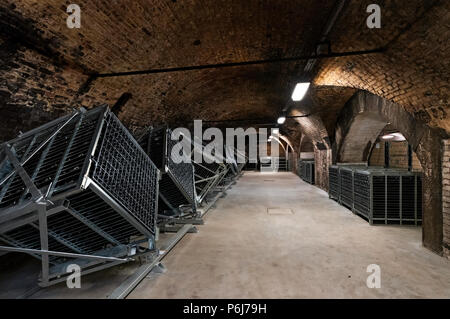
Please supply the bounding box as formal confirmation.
[0,0,449,142]
[1,0,335,130]
[313,0,449,134]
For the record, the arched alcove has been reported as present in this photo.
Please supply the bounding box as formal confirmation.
[333,90,446,254]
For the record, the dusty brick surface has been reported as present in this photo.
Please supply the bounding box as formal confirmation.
[314,1,449,133]
[0,0,337,139]
[369,140,422,171]
[0,42,87,141]
[314,149,331,191]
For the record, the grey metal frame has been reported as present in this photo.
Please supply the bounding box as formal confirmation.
[0,106,160,287]
[164,130,197,210]
[137,127,197,224]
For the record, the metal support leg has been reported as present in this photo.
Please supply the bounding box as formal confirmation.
[37,202,49,285]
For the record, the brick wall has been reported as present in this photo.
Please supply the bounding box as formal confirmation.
[369,142,384,167]
[0,40,88,142]
[443,139,450,258]
[314,149,331,191]
[369,140,422,171]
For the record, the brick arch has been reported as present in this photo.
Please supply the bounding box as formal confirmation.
[336,112,386,163]
[313,1,449,134]
[292,115,332,191]
[291,114,331,149]
[299,135,314,153]
[334,90,446,255]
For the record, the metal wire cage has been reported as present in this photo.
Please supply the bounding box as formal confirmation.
[298,160,315,184]
[0,106,160,286]
[328,165,422,226]
[332,164,369,210]
[328,165,340,201]
[353,168,422,225]
[138,127,197,223]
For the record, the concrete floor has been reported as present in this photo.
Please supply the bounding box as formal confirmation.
[1,171,449,298]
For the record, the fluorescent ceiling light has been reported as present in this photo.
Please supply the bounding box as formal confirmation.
[291,82,310,101]
[277,116,286,124]
[382,132,406,141]
[272,128,279,135]
[391,132,406,141]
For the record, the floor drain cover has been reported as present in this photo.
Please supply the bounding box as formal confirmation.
[267,208,294,215]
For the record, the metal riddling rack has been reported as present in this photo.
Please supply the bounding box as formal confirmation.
[0,106,160,286]
[353,168,422,225]
[329,164,423,225]
[339,167,354,209]
[353,170,370,217]
[138,127,197,223]
[327,164,368,209]
[328,165,340,201]
[298,160,315,184]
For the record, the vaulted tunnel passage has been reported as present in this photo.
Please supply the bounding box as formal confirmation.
[0,0,449,299]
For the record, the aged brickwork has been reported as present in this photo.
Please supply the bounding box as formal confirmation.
[369,140,422,171]
[333,91,445,254]
[314,0,449,133]
[0,42,88,141]
[314,149,332,191]
[0,1,448,257]
[0,4,89,141]
[1,0,337,135]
